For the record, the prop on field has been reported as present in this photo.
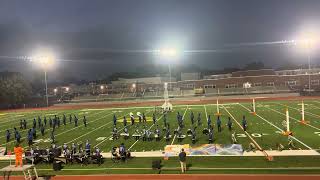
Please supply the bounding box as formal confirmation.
[130,112,134,118]
[215,99,221,116]
[202,128,209,135]
[251,98,256,115]
[161,82,173,112]
[282,108,292,136]
[164,144,190,158]
[164,144,243,158]
[0,147,5,157]
[132,129,141,141]
[120,133,130,140]
[300,101,309,125]
[187,129,192,136]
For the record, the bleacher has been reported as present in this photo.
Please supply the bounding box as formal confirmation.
[180,90,195,96]
[246,86,277,94]
[168,90,181,97]
[143,91,161,98]
[67,81,299,103]
[204,88,218,96]
[274,86,292,93]
[219,88,246,95]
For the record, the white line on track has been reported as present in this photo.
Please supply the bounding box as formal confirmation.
[238,103,313,150]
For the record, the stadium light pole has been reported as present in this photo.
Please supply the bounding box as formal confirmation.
[32,54,55,107]
[307,44,311,94]
[158,48,179,90]
[300,35,316,94]
[44,70,49,106]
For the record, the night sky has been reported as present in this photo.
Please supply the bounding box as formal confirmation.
[0,0,320,81]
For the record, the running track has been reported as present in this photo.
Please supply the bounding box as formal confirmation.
[7,174,320,180]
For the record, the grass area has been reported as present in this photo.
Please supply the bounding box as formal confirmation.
[1,156,320,175]
[0,99,320,175]
[1,100,320,151]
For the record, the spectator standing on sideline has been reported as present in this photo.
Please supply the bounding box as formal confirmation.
[178,148,187,173]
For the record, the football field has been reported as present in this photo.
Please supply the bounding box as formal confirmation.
[1,99,320,153]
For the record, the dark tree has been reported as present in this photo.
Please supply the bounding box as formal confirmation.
[0,72,32,105]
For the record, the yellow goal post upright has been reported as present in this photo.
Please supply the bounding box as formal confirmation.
[215,99,221,116]
[251,98,256,115]
[300,100,309,125]
[282,107,292,136]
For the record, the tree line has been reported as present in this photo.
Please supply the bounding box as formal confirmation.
[0,72,32,106]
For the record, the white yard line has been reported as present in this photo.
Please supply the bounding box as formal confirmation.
[204,105,208,120]
[22,110,114,148]
[274,102,320,119]
[2,108,103,146]
[170,105,189,145]
[127,114,164,151]
[82,106,152,111]
[66,121,113,144]
[265,106,320,131]
[78,103,238,111]
[0,109,61,129]
[238,103,313,150]
[93,109,153,148]
[222,105,263,151]
[312,101,320,105]
[308,103,320,110]
[0,108,88,141]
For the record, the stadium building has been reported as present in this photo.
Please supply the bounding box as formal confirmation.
[52,68,320,102]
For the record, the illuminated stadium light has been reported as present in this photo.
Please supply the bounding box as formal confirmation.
[53,88,58,93]
[159,48,178,58]
[294,30,319,94]
[30,50,56,107]
[30,51,56,70]
[100,85,104,90]
[295,31,318,50]
[132,83,136,89]
[157,48,179,59]
[299,37,317,49]
[66,87,70,92]
[155,47,181,90]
